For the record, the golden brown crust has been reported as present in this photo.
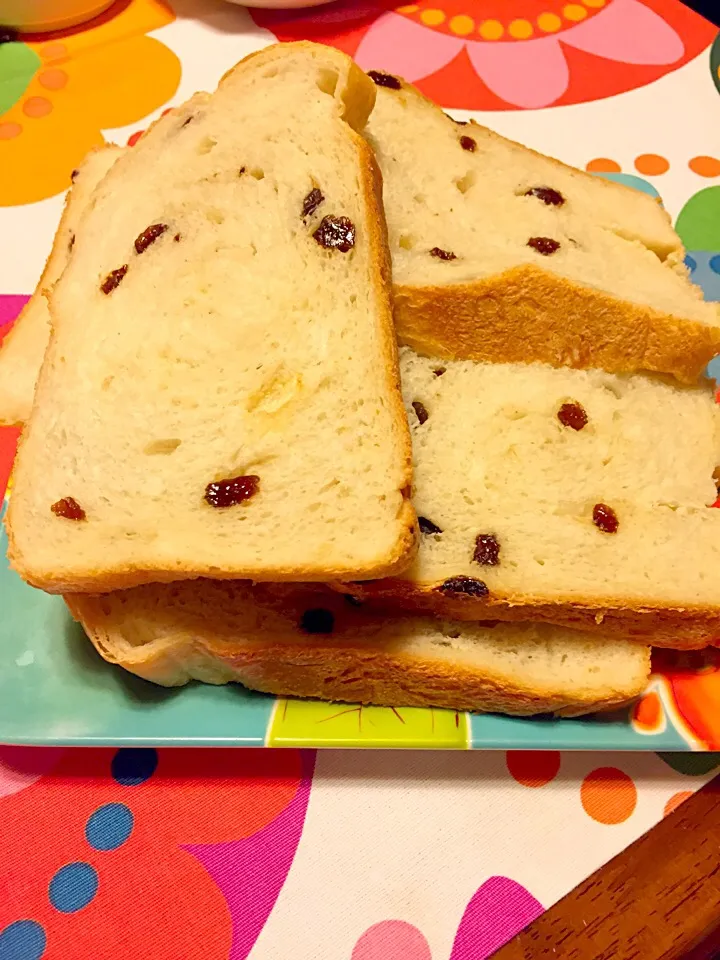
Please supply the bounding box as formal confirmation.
[393,265,720,385]
[333,578,720,649]
[67,593,649,717]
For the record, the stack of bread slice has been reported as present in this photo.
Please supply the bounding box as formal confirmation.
[4,42,720,718]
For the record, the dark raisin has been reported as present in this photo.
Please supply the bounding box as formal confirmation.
[173,233,181,242]
[300,608,335,634]
[367,70,401,90]
[419,517,442,535]
[135,223,168,254]
[433,367,446,377]
[438,576,489,598]
[70,168,80,182]
[528,237,561,256]
[101,265,128,295]
[0,26,18,44]
[412,401,429,424]
[473,534,500,566]
[204,475,260,508]
[593,503,619,534]
[460,136,476,152]
[343,594,365,607]
[525,187,565,207]
[430,247,457,261]
[302,187,324,219]
[313,215,355,253]
[51,497,86,521]
[239,166,246,175]
[68,234,75,251]
[557,401,588,431]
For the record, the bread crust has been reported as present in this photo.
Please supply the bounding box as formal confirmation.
[333,578,720,649]
[6,44,417,593]
[394,265,720,385]
[0,145,122,427]
[66,593,649,717]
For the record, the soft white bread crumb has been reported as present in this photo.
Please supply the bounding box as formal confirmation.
[7,43,415,593]
[0,145,123,427]
[342,347,720,646]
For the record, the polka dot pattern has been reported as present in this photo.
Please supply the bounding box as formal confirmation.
[111,748,158,786]
[509,19,533,39]
[709,255,720,275]
[421,9,445,25]
[689,156,720,177]
[351,920,432,960]
[537,13,562,32]
[581,767,637,824]
[38,69,68,92]
[586,158,621,173]
[85,803,134,851]
[664,791,693,817]
[22,97,52,119]
[479,19,504,39]
[48,862,99,913]
[634,154,669,176]
[657,753,720,776]
[0,123,21,140]
[449,14,474,35]
[506,751,561,787]
[563,4,587,21]
[0,920,46,960]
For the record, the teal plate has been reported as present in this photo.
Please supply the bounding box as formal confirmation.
[0,515,704,750]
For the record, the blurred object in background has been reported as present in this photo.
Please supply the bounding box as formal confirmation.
[0,0,114,31]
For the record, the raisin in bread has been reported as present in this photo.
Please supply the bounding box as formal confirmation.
[7,42,415,593]
[66,581,649,717]
[365,75,719,384]
[0,145,123,427]
[338,347,720,647]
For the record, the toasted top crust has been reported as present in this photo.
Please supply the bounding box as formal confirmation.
[366,76,719,382]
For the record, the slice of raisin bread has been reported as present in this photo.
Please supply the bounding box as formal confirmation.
[7,42,415,593]
[0,145,123,427]
[66,581,650,717]
[365,74,719,384]
[338,347,720,647]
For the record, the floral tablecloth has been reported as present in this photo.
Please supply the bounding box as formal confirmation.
[2,0,720,956]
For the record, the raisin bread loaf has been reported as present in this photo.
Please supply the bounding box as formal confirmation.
[339,347,720,647]
[7,43,415,593]
[365,75,719,384]
[0,145,123,426]
[66,581,650,717]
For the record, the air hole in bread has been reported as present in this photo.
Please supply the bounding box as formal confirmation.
[197,136,217,155]
[144,438,182,455]
[413,194,425,205]
[349,294,357,304]
[263,66,279,78]
[206,208,225,225]
[455,171,476,194]
[442,628,461,640]
[316,68,339,97]
[399,234,416,251]
[250,168,265,181]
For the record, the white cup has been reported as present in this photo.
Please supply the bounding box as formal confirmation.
[0,0,115,32]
